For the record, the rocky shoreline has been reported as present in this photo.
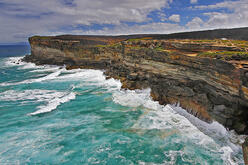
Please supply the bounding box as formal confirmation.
[23,33,248,163]
[24,35,248,135]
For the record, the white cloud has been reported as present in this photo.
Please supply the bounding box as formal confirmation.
[1,0,248,43]
[168,14,180,22]
[190,0,198,4]
[194,0,248,29]
[0,0,172,24]
[195,0,248,10]
[158,12,167,21]
[0,0,174,43]
[186,17,203,29]
[82,22,184,35]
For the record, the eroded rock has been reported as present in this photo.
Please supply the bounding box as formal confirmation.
[23,36,248,135]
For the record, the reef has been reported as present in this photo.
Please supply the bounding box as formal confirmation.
[23,28,248,136]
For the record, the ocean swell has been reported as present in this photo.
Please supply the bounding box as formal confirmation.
[0,56,246,164]
[112,88,246,164]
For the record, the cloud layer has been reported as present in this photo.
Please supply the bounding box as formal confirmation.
[0,0,247,43]
[196,0,248,29]
[0,0,174,43]
[168,14,180,23]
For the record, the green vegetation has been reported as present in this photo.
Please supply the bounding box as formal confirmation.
[191,40,217,43]
[127,37,152,42]
[229,40,248,45]
[183,39,248,49]
[95,43,122,49]
[31,36,51,40]
[154,46,164,52]
[95,45,107,48]
[127,38,142,42]
[197,51,248,60]
[96,39,248,60]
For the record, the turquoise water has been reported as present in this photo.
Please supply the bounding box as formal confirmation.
[0,49,246,164]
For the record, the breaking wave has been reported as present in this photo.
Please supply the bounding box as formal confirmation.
[28,91,76,115]
[112,88,246,164]
[0,89,76,115]
[0,56,246,164]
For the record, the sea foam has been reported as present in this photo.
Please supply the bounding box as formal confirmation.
[112,88,245,164]
[0,69,62,86]
[1,56,245,164]
[0,89,76,115]
[28,92,76,115]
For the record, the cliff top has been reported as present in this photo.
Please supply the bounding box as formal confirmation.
[123,38,248,69]
[31,27,248,41]
[29,27,248,70]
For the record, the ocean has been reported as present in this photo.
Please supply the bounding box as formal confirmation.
[0,45,246,164]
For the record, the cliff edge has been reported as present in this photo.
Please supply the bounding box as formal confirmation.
[23,29,248,136]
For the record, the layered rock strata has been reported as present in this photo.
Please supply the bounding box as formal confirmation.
[24,35,248,135]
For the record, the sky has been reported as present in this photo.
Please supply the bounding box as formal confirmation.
[0,0,248,44]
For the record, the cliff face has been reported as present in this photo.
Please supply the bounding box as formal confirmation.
[24,35,248,135]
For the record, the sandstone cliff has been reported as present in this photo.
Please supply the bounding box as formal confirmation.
[24,35,248,136]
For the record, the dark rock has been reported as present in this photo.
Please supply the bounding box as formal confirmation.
[23,35,248,135]
[225,119,233,127]
[213,105,226,113]
[233,122,247,134]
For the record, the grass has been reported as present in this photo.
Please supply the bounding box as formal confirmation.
[95,45,107,48]
[178,39,248,49]
[31,36,51,40]
[191,40,217,43]
[197,51,248,60]
[127,37,153,42]
[154,46,164,52]
[95,43,122,48]
[96,38,248,60]
[128,45,165,52]
[127,38,142,42]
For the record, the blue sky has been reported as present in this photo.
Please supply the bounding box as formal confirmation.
[0,0,247,44]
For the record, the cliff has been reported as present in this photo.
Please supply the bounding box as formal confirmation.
[23,29,248,136]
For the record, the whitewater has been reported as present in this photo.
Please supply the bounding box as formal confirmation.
[0,56,246,164]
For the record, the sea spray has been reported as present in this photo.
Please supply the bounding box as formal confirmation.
[29,92,76,115]
[0,56,245,164]
[112,88,245,164]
